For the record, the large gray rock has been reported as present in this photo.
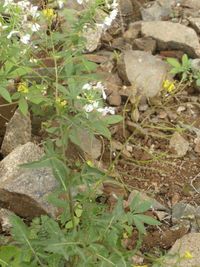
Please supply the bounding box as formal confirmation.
[164,233,200,267]
[141,0,175,21]
[118,50,171,98]
[180,0,200,9]
[1,108,31,156]
[141,21,200,58]
[169,132,189,157]
[0,142,58,218]
[189,17,200,35]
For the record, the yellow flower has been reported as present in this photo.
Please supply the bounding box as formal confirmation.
[123,232,129,239]
[86,160,94,167]
[42,8,55,20]
[56,98,67,107]
[163,79,175,93]
[183,251,193,259]
[132,265,148,267]
[17,82,29,94]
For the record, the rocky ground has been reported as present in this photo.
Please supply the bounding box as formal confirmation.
[1,0,200,266]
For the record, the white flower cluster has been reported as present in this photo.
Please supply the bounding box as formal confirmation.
[82,82,115,116]
[77,0,118,30]
[2,0,40,44]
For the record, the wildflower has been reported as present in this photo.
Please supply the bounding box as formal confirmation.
[3,0,13,7]
[57,0,64,9]
[56,98,67,107]
[132,265,148,267]
[43,8,55,20]
[163,79,175,93]
[17,82,29,93]
[97,106,115,116]
[83,101,99,112]
[20,34,30,44]
[7,30,19,39]
[103,9,118,28]
[95,82,107,100]
[31,23,40,32]
[82,83,92,90]
[86,160,94,167]
[183,251,193,259]
[29,5,39,18]
[77,0,89,4]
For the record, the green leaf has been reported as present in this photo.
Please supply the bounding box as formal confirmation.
[169,68,183,75]
[134,200,152,214]
[133,216,146,234]
[129,193,141,212]
[18,97,28,115]
[0,87,12,102]
[75,204,83,218]
[196,78,200,87]
[92,122,111,139]
[181,54,189,66]
[134,214,160,226]
[20,156,52,169]
[0,246,21,267]
[102,115,123,125]
[50,158,69,190]
[65,217,80,229]
[167,58,181,68]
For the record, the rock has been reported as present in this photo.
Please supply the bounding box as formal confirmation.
[194,137,200,154]
[126,190,169,211]
[172,202,196,223]
[157,211,170,221]
[0,142,58,218]
[180,0,200,9]
[0,189,47,220]
[0,81,17,138]
[169,132,189,157]
[83,24,102,52]
[189,17,200,35]
[141,0,174,21]
[118,50,171,98]
[119,0,134,27]
[159,50,184,60]
[141,21,200,58]
[75,130,102,160]
[107,91,121,106]
[191,58,200,72]
[164,233,200,267]
[132,37,156,54]
[123,22,141,42]
[0,208,13,232]
[1,108,31,156]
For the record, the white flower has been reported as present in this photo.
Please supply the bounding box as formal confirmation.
[20,34,30,44]
[7,30,19,39]
[104,9,118,28]
[84,104,94,112]
[97,107,115,116]
[77,0,88,4]
[0,22,8,30]
[82,83,92,90]
[29,5,39,18]
[17,1,29,9]
[31,23,40,32]
[58,0,64,9]
[84,101,99,112]
[3,0,13,7]
[95,82,107,99]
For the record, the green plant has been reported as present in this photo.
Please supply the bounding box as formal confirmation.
[0,0,160,266]
[167,54,192,81]
[167,53,200,86]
